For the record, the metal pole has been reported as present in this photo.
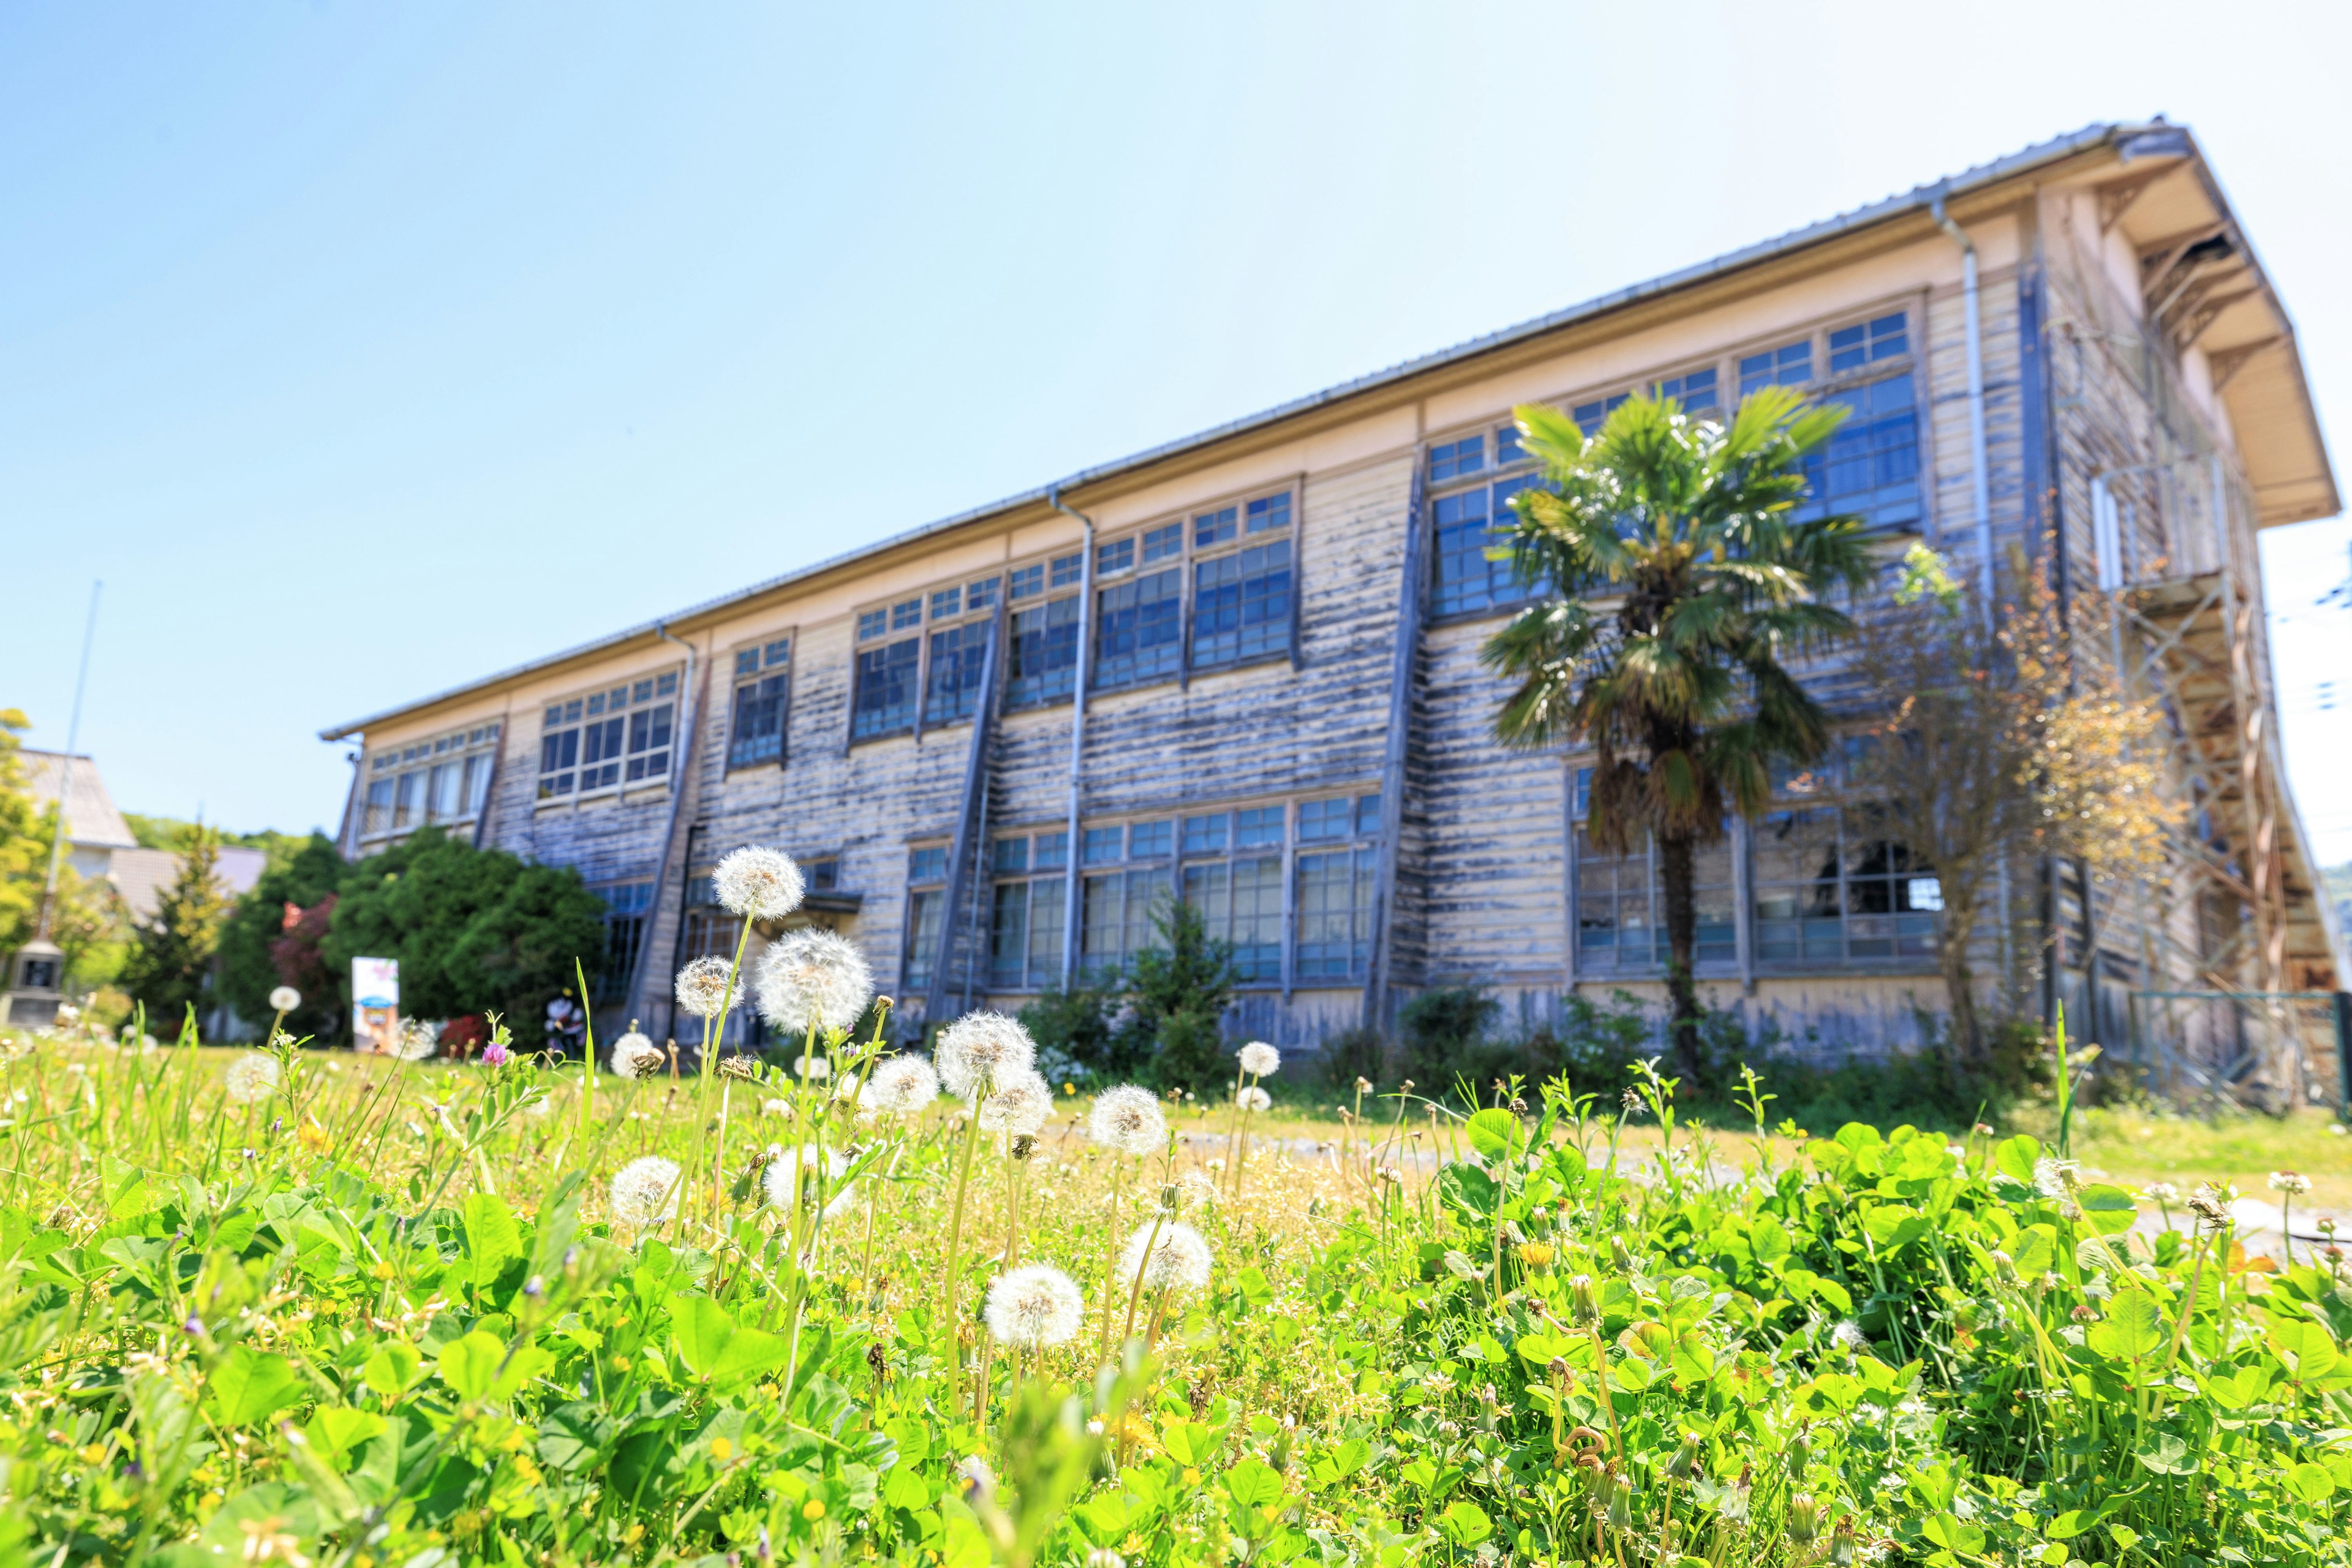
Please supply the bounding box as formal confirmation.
[36,582,102,941]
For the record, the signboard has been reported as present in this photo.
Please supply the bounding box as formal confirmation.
[352,956,399,1055]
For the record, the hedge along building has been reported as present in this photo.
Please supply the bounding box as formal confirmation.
[322,121,2346,1104]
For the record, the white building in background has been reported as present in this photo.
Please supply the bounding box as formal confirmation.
[18,750,266,922]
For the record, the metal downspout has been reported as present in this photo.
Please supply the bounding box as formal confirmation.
[1930,192,1995,631]
[1047,484,1096,988]
[631,620,702,1039]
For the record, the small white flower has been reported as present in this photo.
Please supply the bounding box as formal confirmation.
[1235,1085,1271,1113]
[978,1067,1052,1137]
[674,956,742,1017]
[935,1012,1036,1100]
[795,1055,832,1081]
[224,1053,281,1104]
[609,1156,683,1228]
[2032,1158,2081,1199]
[1118,1219,1213,1295]
[2141,1181,2182,1204]
[859,1055,940,1120]
[609,1032,666,1079]
[760,1096,792,1118]
[268,986,301,1014]
[2268,1170,2313,1196]
[712,846,805,921]
[1237,1041,1280,1079]
[983,1264,1084,1349]
[1087,1085,1166,1157]
[763,1144,858,1221]
[755,929,872,1036]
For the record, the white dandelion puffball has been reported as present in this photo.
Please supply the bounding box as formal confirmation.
[1237,1041,1280,1078]
[755,929,873,1036]
[224,1053,281,1104]
[2032,1157,2082,1199]
[1118,1219,1213,1295]
[268,986,301,1014]
[610,1156,683,1228]
[760,1096,792,1118]
[859,1054,940,1120]
[674,956,742,1017]
[1088,1085,1167,1157]
[395,1019,440,1061]
[935,1012,1036,1100]
[796,1054,832,1080]
[1235,1085,1272,1113]
[978,1067,1053,1137]
[712,845,805,922]
[609,1031,667,1079]
[763,1144,859,1221]
[984,1264,1085,1350]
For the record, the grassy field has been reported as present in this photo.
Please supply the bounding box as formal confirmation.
[1,1026,2347,1567]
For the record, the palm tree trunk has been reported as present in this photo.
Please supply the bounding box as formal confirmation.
[1656,832,1702,1079]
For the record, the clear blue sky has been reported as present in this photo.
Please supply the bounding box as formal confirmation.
[6,1,2348,858]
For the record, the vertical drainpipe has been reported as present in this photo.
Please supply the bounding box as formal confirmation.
[1929,191,1995,633]
[1047,484,1096,987]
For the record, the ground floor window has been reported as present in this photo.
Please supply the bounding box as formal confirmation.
[1294,846,1376,981]
[1180,855,1283,981]
[1081,866,1173,979]
[1751,804,1939,963]
[989,875,1066,989]
[594,881,655,1002]
[1574,828,1735,973]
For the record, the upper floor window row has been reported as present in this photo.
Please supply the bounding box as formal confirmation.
[538,669,678,802]
[361,721,502,839]
[728,634,794,771]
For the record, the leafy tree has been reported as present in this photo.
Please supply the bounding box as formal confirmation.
[1484,391,1869,1077]
[320,827,606,1048]
[0,708,46,956]
[1125,897,1238,1093]
[118,826,233,1033]
[1848,544,2178,1070]
[216,832,347,1041]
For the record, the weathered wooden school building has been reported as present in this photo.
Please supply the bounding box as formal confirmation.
[323,123,2346,1106]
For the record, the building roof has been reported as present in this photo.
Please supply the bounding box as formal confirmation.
[108,844,270,925]
[17,750,137,850]
[324,118,2337,742]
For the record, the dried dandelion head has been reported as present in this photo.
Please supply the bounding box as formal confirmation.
[2187,1187,2233,1229]
[1237,1041,1280,1078]
[762,1145,858,1221]
[859,1054,940,1120]
[982,1264,1084,1350]
[2269,1170,2312,1196]
[2031,1158,2082,1199]
[1118,1220,1213,1295]
[674,957,741,1017]
[394,1019,439,1061]
[755,929,872,1036]
[609,1156,682,1229]
[224,1053,281,1105]
[268,986,301,1014]
[795,1055,832,1081]
[935,1012,1036,1100]
[609,1033,666,1079]
[1087,1085,1166,1157]
[978,1068,1052,1137]
[712,846,805,922]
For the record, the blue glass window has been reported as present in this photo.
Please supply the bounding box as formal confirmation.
[1009,564,1044,601]
[1094,568,1182,687]
[1142,523,1182,563]
[1082,827,1125,865]
[966,577,1000,611]
[1050,552,1083,587]
[1355,791,1382,835]
[764,638,791,668]
[1494,423,1526,466]
[857,609,887,642]
[1295,848,1376,981]
[1795,372,1920,532]
[1656,368,1718,413]
[1128,821,1172,859]
[1432,475,1536,616]
[1194,505,1238,548]
[923,621,989,725]
[1297,797,1352,842]
[891,598,922,631]
[1031,830,1068,870]
[1739,340,1811,396]
[908,846,948,884]
[1005,594,1079,709]
[1428,435,1485,483]
[1235,806,1283,850]
[992,836,1029,874]
[1828,312,1907,373]
[930,586,962,620]
[1191,540,1292,668]
[734,649,760,676]
[1182,813,1228,855]
[1098,537,1134,576]
[1245,492,1291,533]
[729,674,788,769]
[1572,393,1629,435]
[851,638,919,737]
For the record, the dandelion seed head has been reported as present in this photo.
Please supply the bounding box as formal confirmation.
[1237,1041,1280,1078]
[673,956,741,1017]
[394,1019,439,1061]
[794,1055,832,1081]
[2141,1181,2182,1204]
[1830,1319,1870,1352]
[609,1156,682,1229]
[935,1012,1036,1099]
[982,1264,1084,1349]
[1087,1085,1166,1157]
[1235,1085,1271,1113]
[755,929,872,1036]
[268,986,301,1014]
[712,846,805,921]
[978,1068,1052,1136]
[609,1033,667,1079]
[2268,1170,2312,1195]
[2031,1158,2082,1199]
[223,1054,281,1105]
[762,1145,858,1221]
[859,1055,940,1120]
[1118,1220,1213,1295]
[760,1097,791,1118]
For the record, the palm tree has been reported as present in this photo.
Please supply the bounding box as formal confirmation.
[1482,390,1872,1077]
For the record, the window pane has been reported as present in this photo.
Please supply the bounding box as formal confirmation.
[852,638,919,737]
[1181,813,1227,855]
[892,598,922,631]
[1191,539,1291,668]
[462,754,492,815]
[1494,423,1526,466]
[1795,372,1920,532]
[580,717,624,790]
[1752,809,1844,964]
[858,609,886,642]
[1295,848,1373,981]
[364,778,394,834]
[1082,826,1124,865]
[765,638,791,667]
[735,649,760,676]
[1128,820,1172,859]
[537,728,578,799]
[924,622,989,725]
[1656,367,1718,413]
[990,882,1031,988]
[1031,831,1068,870]
[1428,435,1484,484]
[729,674,787,769]
[1080,874,1121,979]
[965,578,998,612]
[428,762,460,820]
[1230,854,1283,981]
[908,845,948,884]
[992,836,1028,875]
[1572,392,1629,435]
[1097,537,1134,576]
[1050,552,1082,587]
[1193,505,1238,549]
[1142,523,1182,563]
[1245,492,1290,533]
[1575,827,1652,971]
[1006,595,1079,708]
[1095,568,1182,687]
[931,586,962,620]
[905,890,942,989]
[1235,807,1283,850]
[1431,486,1499,616]
[1297,797,1350,843]
[1027,875,1065,984]
[1009,564,1044,601]
[1356,792,1382,836]
[1740,340,1812,396]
